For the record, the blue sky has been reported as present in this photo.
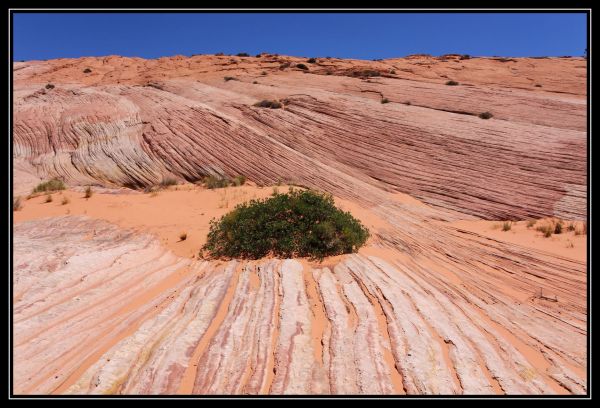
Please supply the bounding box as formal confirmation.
[13,12,588,61]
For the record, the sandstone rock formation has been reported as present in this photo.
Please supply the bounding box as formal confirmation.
[12,54,587,395]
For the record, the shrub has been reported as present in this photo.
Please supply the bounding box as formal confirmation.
[215,52,225,56]
[255,53,262,58]
[224,76,238,82]
[254,100,282,109]
[295,63,309,71]
[202,189,370,260]
[61,196,70,205]
[159,177,178,187]
[83,68,92,73]
[502,221,512,231]
[535,84,542,87]
[554,222,563,234]
[232,175,247,186]
[32,179,66,194]
[390,69,396,74]
[84,186,93,199]
[526,219,537,228]
[479,112,493,119]
[204,175,230,189]
[307,58,317,63]
[45,194,53,203]
[567,222,576,232]
[45,83,55,89]
[446,80,459,86]
[253,81,258,84]
[236,52,250,57]
[460,54,471,60]
[381,98,390,104]
[537,224,553,238]
[13,196,22,211]
[261,71,268,76]
[179,232,187,241]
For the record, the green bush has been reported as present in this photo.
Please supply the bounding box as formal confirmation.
[159,177,178,187]
[232,175,247,186]
[202,189,370,260]
[32,179,66,194]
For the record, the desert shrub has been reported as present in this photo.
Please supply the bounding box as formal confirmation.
[254,99,282,109]
[535,84,542,87]
[32,179,66,194]
[215,52,224,56]
[236,52,250,57]
[567,222,576,232]
[45,194,53,203]
[479,112,493,119]
[255,53,262,58]
[224,76,238,82]
[502,221,512,231]
[61,196,70,205]
[202,189,370,260]
[526,219,537,228]
[279,62,291,69]
[537,224,553,238]
[460,54,471,60]
[45,83,55,89]
[204,175,230,189]
[295,63,309,71]
[381,98,390,104]
[554,222,563,234]
[179,232,187,241]
[84,186,93,198]
[446,80,459,86]
[253,81,258,84]
[390,69,396,74]
[13,196,22,211]
[232,175,247,186]
[159,177,178,187]
[307,58,317,63]
[83,68,92,73]
[261,71,268,76]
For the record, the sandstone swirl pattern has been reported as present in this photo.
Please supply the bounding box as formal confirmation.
[13,216,586,395]
[12,54,587,395]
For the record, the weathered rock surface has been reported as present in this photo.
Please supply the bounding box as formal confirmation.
[13,216,586,395]
[13,54,587,220]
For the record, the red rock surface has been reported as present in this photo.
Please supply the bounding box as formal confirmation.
[12,54,588,395]
[13,54,587,220]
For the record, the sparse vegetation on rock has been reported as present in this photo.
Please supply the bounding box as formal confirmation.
[32,179,65,194]
[83,68,92,73]
[295,63,309,71]
[307,58,317,63]
[502,221,512,231]
[381,98,390,104]
[236,52,250,57]
[202,189,370,260]
[224,76,238,82]
[13,196,22,211]
[45,83,55,89]
[479,112,493,119]
[254,99,282,109]
[446,80,459,86]
[159,177,178,188]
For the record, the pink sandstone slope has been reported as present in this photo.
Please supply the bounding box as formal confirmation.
[12,54,587,395]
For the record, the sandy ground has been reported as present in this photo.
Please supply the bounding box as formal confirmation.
[14,183,586,264]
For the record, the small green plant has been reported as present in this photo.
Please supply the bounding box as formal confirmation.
[179,232,187,241]
[202,189,370,260]
[381,98,390,104]
[502,221,512,231]
[13,196,22,211]
[307,58,317,63]
[84,186,93,199]
[479,112,493,119]
[446,80,459,86]
[61,196,70,205]
[83,68,92,73]
[295,63,309,71]
[204,175,230,189]
[254,100,282,109]
[232,175,247,186]
[224,76,238,82]
[526,219,537,228]
[45,194,53,203]
[32,179,66,194]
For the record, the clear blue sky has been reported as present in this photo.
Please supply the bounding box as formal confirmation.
[13,12,588,61]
